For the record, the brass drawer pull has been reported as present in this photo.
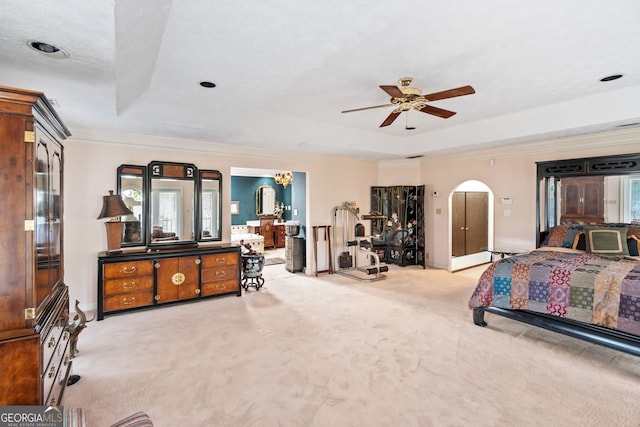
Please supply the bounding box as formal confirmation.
[123,296,136,305]
[215,270,227,278]
[215,257,226,264]
[215,283,227,291]
[122,281,136,289]
[122,265,137,274]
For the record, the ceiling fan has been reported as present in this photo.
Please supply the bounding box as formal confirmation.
[341,77,475,128]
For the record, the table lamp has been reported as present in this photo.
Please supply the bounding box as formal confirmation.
[97,190,133,252]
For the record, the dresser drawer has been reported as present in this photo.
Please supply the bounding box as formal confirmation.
[104,291,154,312]
[202,265,238,283]
[104,276,153,296]
[201,278,239,296]
[44,340,71,407]
[104,260,154,279]
[42,337,70,407]
[201,252,238,268]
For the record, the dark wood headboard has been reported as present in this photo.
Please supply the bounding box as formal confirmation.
[536,153,640,247]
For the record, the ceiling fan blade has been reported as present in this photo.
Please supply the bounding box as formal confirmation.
[379,85,405,98]
[423,85,475,102]
[341,103,393,113]
[380,111,401,127]
[416,104,456,119]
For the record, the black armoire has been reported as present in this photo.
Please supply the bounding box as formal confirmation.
[370,186,425,267]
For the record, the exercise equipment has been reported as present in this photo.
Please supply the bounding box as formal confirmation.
[332,202,388,281]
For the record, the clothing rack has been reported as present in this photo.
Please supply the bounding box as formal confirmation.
[312,225,333,276]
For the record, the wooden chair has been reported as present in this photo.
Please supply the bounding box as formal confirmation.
[259,215,276,249]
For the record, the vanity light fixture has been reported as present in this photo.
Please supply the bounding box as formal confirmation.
[274,171,293,188]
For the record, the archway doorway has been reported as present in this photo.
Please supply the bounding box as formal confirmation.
[449,180,494,272]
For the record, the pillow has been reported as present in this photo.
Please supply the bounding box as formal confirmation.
[545,224,585,248]
[628,235,640,256]
[572,232,586,251]
[584,226,629,255]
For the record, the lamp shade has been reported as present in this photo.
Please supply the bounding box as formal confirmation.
[97,190,133,219]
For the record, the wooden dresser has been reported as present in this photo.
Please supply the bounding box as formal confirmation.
[249,223,286,248]
[0,86,72,405]
[97,245,241,320]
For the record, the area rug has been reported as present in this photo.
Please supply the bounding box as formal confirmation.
[264,257,285,266]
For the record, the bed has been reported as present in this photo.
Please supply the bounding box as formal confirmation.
[469,153,640,357]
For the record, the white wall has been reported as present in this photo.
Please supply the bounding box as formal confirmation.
[64,127,640,309]
[413,129,640,268]
[64,138,378,310]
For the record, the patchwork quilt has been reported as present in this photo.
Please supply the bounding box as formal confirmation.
[468,249,640,335]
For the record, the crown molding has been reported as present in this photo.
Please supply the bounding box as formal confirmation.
[419,126,640,165]
[68,127,378,168]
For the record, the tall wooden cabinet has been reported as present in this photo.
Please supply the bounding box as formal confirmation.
[0,86,72,405]
[560,176,605,224]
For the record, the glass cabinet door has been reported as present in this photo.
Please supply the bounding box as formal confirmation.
[34,136,63,312]
[35,141,50,308]
[49,149,63,291]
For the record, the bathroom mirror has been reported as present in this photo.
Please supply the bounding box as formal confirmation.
[256,183,276,216]
[148,161,197,246]
[199,169,222,241]
[117,165,146,246]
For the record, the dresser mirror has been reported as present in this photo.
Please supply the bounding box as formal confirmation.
[256,183,276,216]
[199,169,222,241]
[148,161,197,246]
[117,165,146,246]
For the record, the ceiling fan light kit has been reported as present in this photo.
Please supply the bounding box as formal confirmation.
[342,77,475,128]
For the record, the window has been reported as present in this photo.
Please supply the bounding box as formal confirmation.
[631,177,640,222]
[152,189,182,234]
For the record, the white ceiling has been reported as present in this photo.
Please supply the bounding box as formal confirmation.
[2,0,640,160]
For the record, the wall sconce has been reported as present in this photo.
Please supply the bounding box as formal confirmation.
[97,190,133,253]
[274,171,293,188]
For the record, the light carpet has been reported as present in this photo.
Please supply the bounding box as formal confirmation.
[64,264,640,426]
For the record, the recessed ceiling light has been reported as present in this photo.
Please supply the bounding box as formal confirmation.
[600,74,623,82]
[617,122,640,128]
[200,81,216,88]
[27,40,69,58]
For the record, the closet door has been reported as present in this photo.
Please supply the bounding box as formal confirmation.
[451,192,466,257]
[451,192,488,256]
[465,192,488,254]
